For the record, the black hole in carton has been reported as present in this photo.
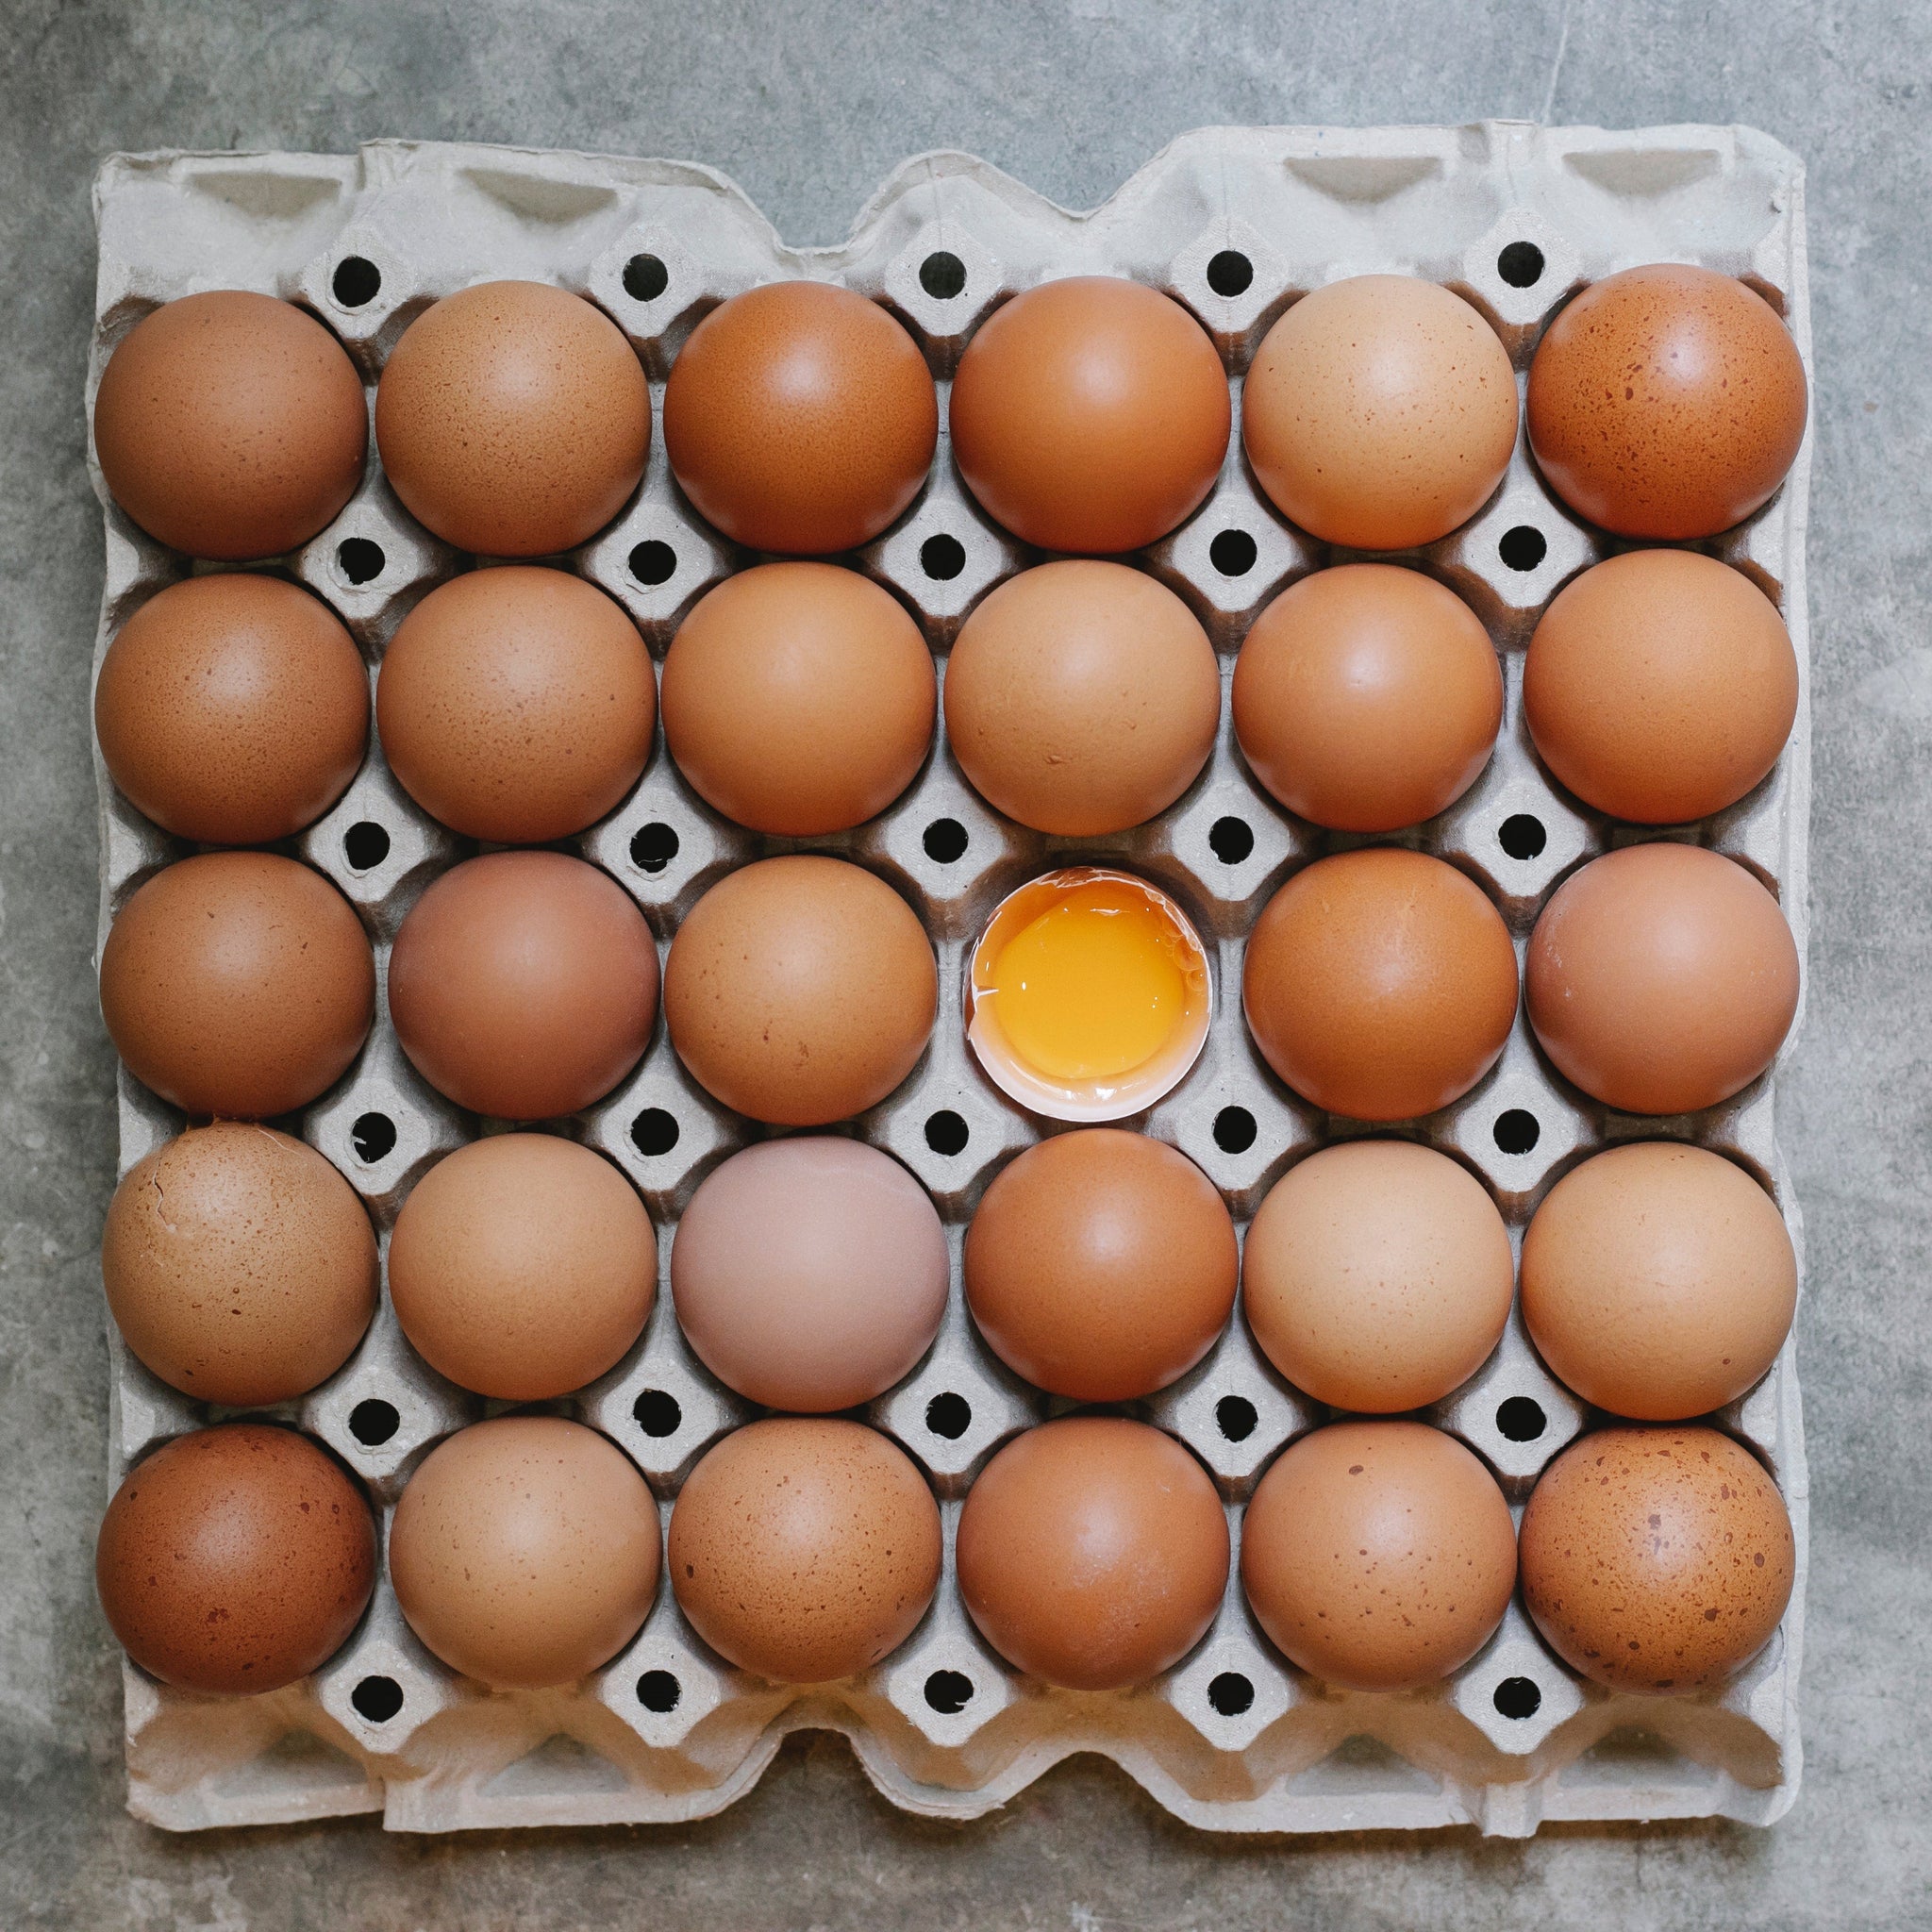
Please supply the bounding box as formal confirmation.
[1208,1671,1256,1716]
[1209,528,1257,577]
[1215,1395,1257,1442]
[920,533,967,581]
[636,1669,682,1712]
[1497,242,1545,289]
[1212,1106,1257,1154]
[350,1111,396,1164]
[1496,1396,1547,1442]
[624,253,670,303]
[332,257,381,308]
[1207,250,1255,298]
[1497,813,1547,860]
[342,821,391,872]
[629,1108,679,1158]
[1498,525,1548,573]
[924,1110,969,1156]
[351,1674,404,1722]
[923,817,968,863]
[628,540,676,586]
[1493,1675,1543,1720]
[924,1668,974,1713]
[633,1390,682,1439]
[1208,816,1255,865]
[348,1399,399,1447]
[1493,1108,1541,1155]
[630,823,679,873]
[336,537,385,584]
[919,251,968,301]
[925,1391,972,1440]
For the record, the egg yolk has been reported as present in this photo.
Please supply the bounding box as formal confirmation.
[990,882,1194,1081]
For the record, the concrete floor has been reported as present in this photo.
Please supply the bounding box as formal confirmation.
[4,1,1930,1925]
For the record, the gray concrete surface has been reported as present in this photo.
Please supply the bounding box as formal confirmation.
[4,1,1928,1925]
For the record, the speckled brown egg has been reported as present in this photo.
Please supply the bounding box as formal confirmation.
[1522,1142,1797,1420]
[663,856,936,1126]
[375,280,650,556]
[943,561,1220,836]
[1524,550,1799,824]
[94,574,369,845]
[957,1416,1228,1691]
[661,562,934,835]
[103,1123,376,1407]
[669,1419,941,1683]
[1527,264,1808,540]
[96,1423,375,1694]
[1242,1141,1513,1412]
[376,565,655,841]
[388,851,658,1121]
[1241,1421,1516,1691]
[1233,564,1503,831]
[92,291,367,560]
[389,1416,659,1690]
[948,275,1231,553]
[389,1135,656,1401]
[964,1129,1237,1402]
[1519,1425,1795,1693]
[1242,849,1519,1122]
[1525,843,1799,1115]
[1242,276,1519,551]
[99,852,375,1119]
[663,281,938,554]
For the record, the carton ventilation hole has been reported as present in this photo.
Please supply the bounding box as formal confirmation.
[918,251,968,301]
[1492,1108,1541,1155]
[633,1390,682,1439]
[1493,1675,1543,1720]
[636,1670,681,1712]
[924,1669,974,1713]
[350,1111,396,1163]
[1208,816,1255,864]
[920,533,966,581]
[352,1674,404,1723]
[627,540,675,586]
[348,1399,400,1447]
[925,1391,971,1440]
[1497,814,1547,861]
[1498,525,1548,572]
[1213,1107,1257,1154]
[1208,1671,1256,1716]
[331,257,381,308]
[1215,1395,1257,1442]
[629,1108,679,1158]
[924,1110,969,1156]
[1209,528,1257,577]
[1496,1396,1548,1442]
[336,536,385,584]
[1206,250,1255,297]
[1496,242,1545,289]
[623,253,670,303]
[342,821,390,872]
[923,818,968,863]
[630,823,679,874]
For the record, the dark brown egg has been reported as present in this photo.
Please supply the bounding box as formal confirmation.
[376,566,655,841]
[957,1416,1228,1691]
[1524,549,1799,824]
[375,280,650,556]
[1526,264,1808,539]
[948,276,1231,553]
[1519,1425,1795,1693]
[964,1129,1237,1402]
[669,1418,941,1684]
[103,1123,376,1407]
[94,575,369,844]
[1242,849,1519,1121]
[661,562,934,835]
[663,281,938,554]
[388,851,658,1121]
[1233,564,1503,831]
[943,560,1220,836]
[96,1424,376,1694]
[99,853,375,1118]
[1525,843,1799,1115]
[663,856,936,1125]
[92,291,367,560]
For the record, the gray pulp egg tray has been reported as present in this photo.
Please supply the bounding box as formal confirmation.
[87,122,1811,1838]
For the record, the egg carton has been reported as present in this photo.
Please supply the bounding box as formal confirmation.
[86,121,1812,1839]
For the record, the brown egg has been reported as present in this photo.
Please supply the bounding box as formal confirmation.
[96,1424,375,1694]
[1242,1141,1513,1412]
[1522,1142,1797,1420]
[669,1419,941,1683]
[964,1129,1237,1402]
[390,1416,659,1690]
[948,276,1231,554]
[1243,849,1519,1121]
[664,856,936,1125]
[389,1135,656,1401]
[376,566,655,842]
[94,575,369,844]
[957,1416,1227,1691]
[672,1138,946,1411]
[375,280,650,556]
[943,561,1220,836]
[1524,550,1799,824]
[103,1124,376,1407]
[1241,1421,1516,1691]
[1242,276,1519,551]
[99,853,375,1118]
[663,281,938,554]
[92,291,367,560]
[1233,565,1503,831]
[662,563,934,835]
[1525,843,1799,1115]
[1527,264,1808,540]
[388,852,658,1121]
[1519,1425,1795,1693]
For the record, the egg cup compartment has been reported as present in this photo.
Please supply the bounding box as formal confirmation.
[88,121,1811,1838]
